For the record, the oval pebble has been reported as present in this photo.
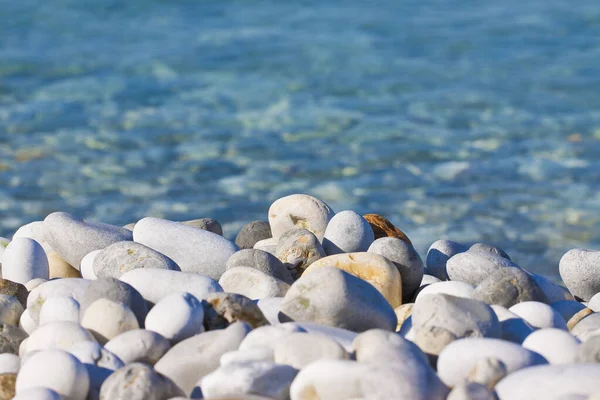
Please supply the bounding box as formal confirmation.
[100,362,182,400]
[81,299,139,344]
[509,301,567,330]
[39,296,80,325]
[274,332,348,369]
[104,329,171,365]
[235,221,272,250]
[145,292,204,343]
[79,250,100,280]
[225,249,293,284]
[559,248,600,302]
[93,241,180,279]
[322,210,374,255]
[415,281,475,302]
[26,321,96,354]
[521,328,581,364]
[0,353,20,374]
[219,267,290,300]
[425,239,468,281]
[268,194,335,241]
[2,238,49,285]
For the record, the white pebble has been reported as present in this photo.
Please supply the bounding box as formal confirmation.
[26,321,96,354]
[12,387,63,400]
[509,301,568,330]
[104,329,171,365]
[19,309,38,335]
[25,278,48,291]
[39,296,80,325]
[80,298,139,344]
[145,292,205,343]
[2,237,49,284]
[0,353,20,374]
[80,250,100,280]
[522,328,581,364]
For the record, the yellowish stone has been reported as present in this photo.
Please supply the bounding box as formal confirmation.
[47,251,82,279]
[394,303,413,332]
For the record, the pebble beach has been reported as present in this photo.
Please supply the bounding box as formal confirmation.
[0,193,599,399]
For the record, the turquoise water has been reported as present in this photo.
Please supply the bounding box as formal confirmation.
[1,0,600,278]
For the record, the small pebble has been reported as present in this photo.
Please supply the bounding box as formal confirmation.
[99,362,183,400]
[203,292,269,330]
[509,301,567,330]
[559,248,600,301]
[275,229,326,278]
[322,210,374,255]
[1,237,49,285]
[268,194,335,241]
[81,299,139,344]
[26,279,91,324]
[39,296,80,325]
[93,241,180,279]
[145,292,205,343]
[181,217,223,235]
[219,267,290,300]
[104,329,170,365]
[47,251,81,279]
[415,281,475,302]
[235,220,272,250]
[225,249,293,284]
[362,213,412,244]
[446,251,520,287]
[471,267,547,307]
[425,239,468,281]
[79,250,100,280]
[521,328,581,364]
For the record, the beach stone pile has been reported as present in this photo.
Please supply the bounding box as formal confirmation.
[0,193,599,399]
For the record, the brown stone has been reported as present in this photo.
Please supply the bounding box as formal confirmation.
[203,292,269,331]
[0,373,16,400]
[363,214,412,244]
[567,307,593,331]
[0,279,28,308]
[47,250,82,278]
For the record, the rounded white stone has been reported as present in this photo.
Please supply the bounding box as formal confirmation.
[274,332,348,369]
[80,298,139,344]
[255,297,283,325]
[0,294,24,325]
[528,273,574,303]
[220,347,275,366]
[219,267,290,300]
[19,308,38,335]
[13,221,53,254]
[322,210,374,255]
[496,364,600,400]
[79,250,100,280]
[588,292,600,312]
[292,322,358,352]
[509,301,567,330]
[12,387,63,400]
[0,353,20,374]
[415,281,474,302]
[25,278,48,291]
[15,349,90,400]
[39,296,80,325]
[521,328,581,364]
[69,341,124,397]
[27,279,92,323]
[253,237,279,255]
[119,268,222,306]
[26,321,96,354]
[437,337,548,387]
[2,237,49,284]
[268,194,335,241]
[104,329,171,365]
[145,292,205,343]
[240,324,306,352]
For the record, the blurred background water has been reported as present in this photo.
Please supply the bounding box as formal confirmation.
[1,0,600,279]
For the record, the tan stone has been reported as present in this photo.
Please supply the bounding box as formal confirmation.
[568,307,593,331]
[394,303,413,332]
[363,214,412,244]
[0,373,16,400]
[303,252,402,308]
[47,251,82,278]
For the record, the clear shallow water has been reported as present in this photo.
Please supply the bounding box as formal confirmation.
[1,0,600,279]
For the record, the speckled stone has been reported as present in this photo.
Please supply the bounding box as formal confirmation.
[0,279,28,308]
[322,210,374,255]
[99,362,183,400]
[363,214,412,244]
[133,217,239,280]
[411,294,501,357]
[226,249,293,284]
[368,237,424,302]
[0,373,16,400]
[303,252,403,308]
[268,194,335,241]
[280,267,397,332]
[93,241,180,279]
[219,267,290,300]
[181,218,223,235]
[471,267,547,307]
[236,221,272,250]
[425,239,468,281]
[469,243,511,260]
[43,212,133,269]
[79,278,148,328]
[559,248,600,301]
[446,252,521,287]
[275,229,326,279]
[203,292,269,330]
[47,251,81,279]
[0,324,27,355]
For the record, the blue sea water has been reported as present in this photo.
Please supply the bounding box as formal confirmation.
[1,0,600,279]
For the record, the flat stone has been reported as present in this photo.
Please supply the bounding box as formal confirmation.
[508,301,567,330]
[411,294,501,357]
[0,373,16,400]
[466,357,507,388]
[235,220,272,250]
[0,324,27,355]
[219,267,290,300]
[16,349,89,400]
[93,241,180,279]
[495,364,600,400]
[47,251,81,279]
[469,243,511,260]
[26,278,91,323]
[280,267,397,332]
[447,382,499,400]
[99,362,183,400]
[363,214,412,244]
[78,278,148,328]
[415,281,475,302]
[323,210,374,255]
[268,194,335,241]
[425,239,468,281]
[226,249,293,284]
[145,292,204,343]
[471,267,547,307]
[576,334,600,362]
[274,332,348,369]
[571,312,600,341]
[26,321,96,354]
[551,300,587,323]
[368,237,424,302]
[119,268,222,306]
[528,273,573,303]
[69,341,124,399]
[39,296,80,325]
[559,248,600,301]
[104,329,170,365]
[522,328,581,364]
[275,229,326,279]
[203,292,269,330]
[437,338,548,387]
[43,212,133,269]
[447,252,520,287]
[1,237,49,284]
[181,218,223,235]
[154,322,251,395]
[198,361,298,400]
[133,217,238,279]
[81,299,139,344]
[303,252,403,308]
[0,295,23,325]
